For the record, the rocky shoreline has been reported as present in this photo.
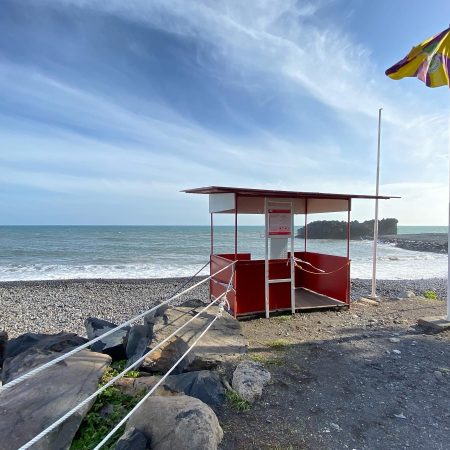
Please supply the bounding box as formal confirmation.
[380,233,448,254]
[0,277,447,338]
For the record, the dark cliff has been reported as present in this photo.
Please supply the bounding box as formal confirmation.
[296,218,398,240]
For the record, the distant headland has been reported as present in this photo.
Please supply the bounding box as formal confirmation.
[296,218,398,240]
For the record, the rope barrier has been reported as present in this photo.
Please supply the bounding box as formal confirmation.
[18,291,229,450]
[2,260,236,392]
[169,260,210,297]
[94,300,227,450]
[292,258,350,276]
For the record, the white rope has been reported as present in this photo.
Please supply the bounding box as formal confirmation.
[291,257,325,273]
[94,301,226,450]
[17,293,228,450]
[2,261,236,391]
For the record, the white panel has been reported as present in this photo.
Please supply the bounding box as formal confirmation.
[209,193,235,213]
[270,238,288,259]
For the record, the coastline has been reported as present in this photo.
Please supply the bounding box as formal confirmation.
[0,276,447,338]
[380,233,448,254]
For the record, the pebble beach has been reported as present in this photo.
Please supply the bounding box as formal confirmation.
[0,277,447,338]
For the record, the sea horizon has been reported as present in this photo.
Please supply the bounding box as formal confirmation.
[0,225,447,282]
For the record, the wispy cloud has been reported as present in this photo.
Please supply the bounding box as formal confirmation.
[1,0,448,224]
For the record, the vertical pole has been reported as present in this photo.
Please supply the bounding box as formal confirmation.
[210,213,214,303]
[347,200,351,260]
[264,199,270,318]
[210,214,214,255]
[234,194,238,259]
[371,108,382,299]
[290,202,295,314]
[347,199,351,305]
[304,198,308,253]
[447,112,450,321]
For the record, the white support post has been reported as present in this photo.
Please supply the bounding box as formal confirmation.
[447,111,450,321]
[264,199,270,319]
[371,108,382,299]
[290,205,295,314]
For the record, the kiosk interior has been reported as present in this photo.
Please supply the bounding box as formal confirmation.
[184,186,395,318]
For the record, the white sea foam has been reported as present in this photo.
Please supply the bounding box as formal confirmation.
[0,226,447,281]
[0,246,446,281]
[0,263,211,281]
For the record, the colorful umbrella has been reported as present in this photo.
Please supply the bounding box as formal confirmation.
[386,26,450,322]
[386,26,450,87]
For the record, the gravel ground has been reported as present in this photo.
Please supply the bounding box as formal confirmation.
[0,277,446,338]
[0,277,210,338]
[219,295,450,450]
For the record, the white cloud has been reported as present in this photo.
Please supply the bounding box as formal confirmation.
[2,0,449,224]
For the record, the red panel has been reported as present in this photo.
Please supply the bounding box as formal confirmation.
[210,254,249,317]
[234,259,292,315]
[294,251,350,303]
[211,252,350,317]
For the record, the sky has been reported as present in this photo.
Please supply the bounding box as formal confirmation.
[1,0,449,225]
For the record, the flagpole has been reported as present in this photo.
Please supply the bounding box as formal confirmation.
[447,111,450,321]
[371,108,382,299]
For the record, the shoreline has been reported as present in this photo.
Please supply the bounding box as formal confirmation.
[380,233,448,254]
[0,277,447,338]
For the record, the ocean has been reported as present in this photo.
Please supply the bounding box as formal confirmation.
[0,225,447,281]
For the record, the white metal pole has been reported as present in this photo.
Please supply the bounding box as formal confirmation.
[290,202,295,314]
[371,108,382,299]
[447,197,449,321]
[265,199,270,318]
[447,111,450,321]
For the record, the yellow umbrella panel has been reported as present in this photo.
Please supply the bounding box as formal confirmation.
[386,26,450,88]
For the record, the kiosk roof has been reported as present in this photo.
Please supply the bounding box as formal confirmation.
[183,186,397,200]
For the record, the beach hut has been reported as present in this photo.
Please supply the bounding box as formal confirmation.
[184,186,394,318]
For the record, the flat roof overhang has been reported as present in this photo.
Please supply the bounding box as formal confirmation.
[183,186,399,215]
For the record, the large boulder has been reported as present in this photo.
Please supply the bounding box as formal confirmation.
[0,350,110,450]
[2,332,87,384]
[164,371,225,407]
[232,360,271,403]
[125,394,223,450]
[141,336,194,374]
[85,317,129,361]
[115,426,149,450]
[143,305,247,372]
[126,325,152,368]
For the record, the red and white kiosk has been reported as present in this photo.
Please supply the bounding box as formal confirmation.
[184,186,394,318]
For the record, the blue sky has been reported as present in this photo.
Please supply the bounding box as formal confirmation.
[1,0,449,225]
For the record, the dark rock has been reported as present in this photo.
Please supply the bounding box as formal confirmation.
[5,332,86,360]
[115,426,149,450]
[125,394,223,450]
[0,331,7,371]
[141,336,194,374]
[0,350,110,450]
[232,360,271,403]
[179,298,207,308]
[164,370,226,407]
[2,332,87,384]
[85,317,129,361]
[126,325,152,368]
[143,303,169,326]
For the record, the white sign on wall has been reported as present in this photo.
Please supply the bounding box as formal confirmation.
[268,209,291,237]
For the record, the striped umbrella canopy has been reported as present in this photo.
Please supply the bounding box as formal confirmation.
[385,26,450,322]
[386,26,450,87]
